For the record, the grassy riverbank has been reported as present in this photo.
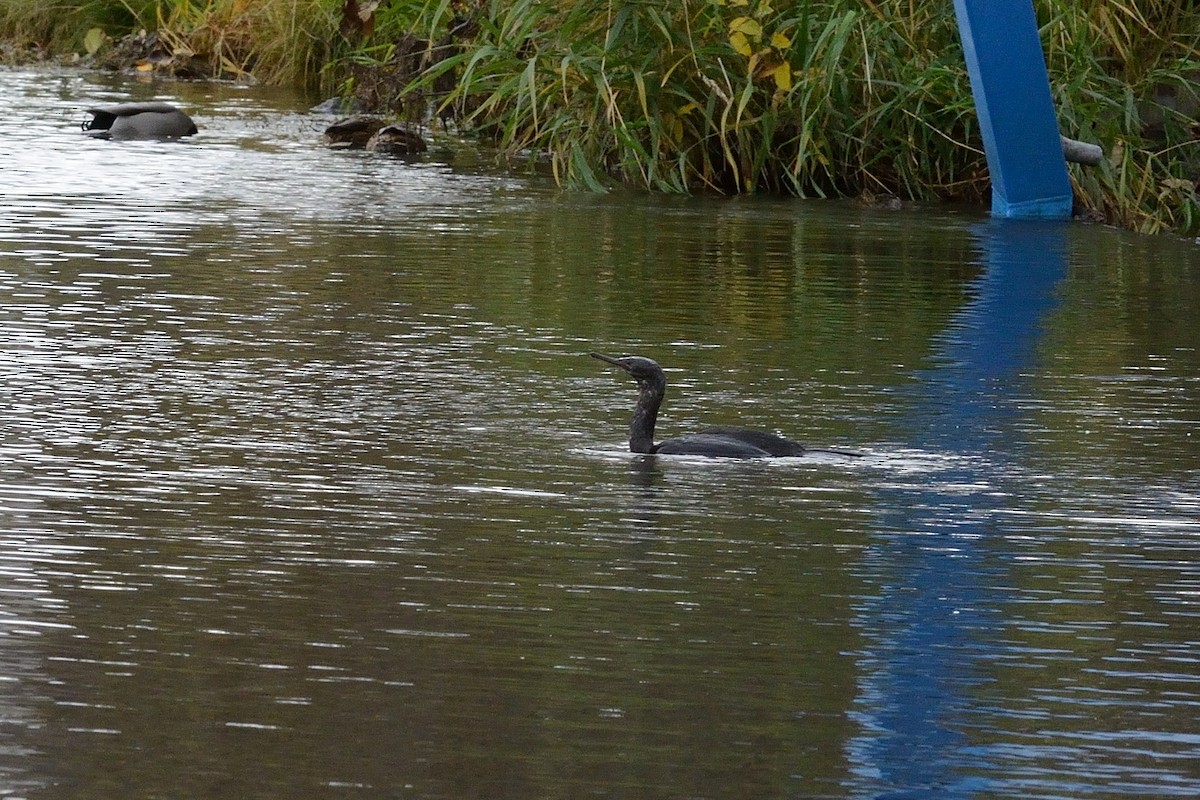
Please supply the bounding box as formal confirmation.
[3,0,1199,235]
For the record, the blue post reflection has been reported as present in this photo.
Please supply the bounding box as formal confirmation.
[847,220,1069,797]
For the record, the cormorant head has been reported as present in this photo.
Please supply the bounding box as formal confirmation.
[590,352,666,389]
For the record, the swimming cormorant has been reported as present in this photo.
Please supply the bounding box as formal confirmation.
[591,352,809,458]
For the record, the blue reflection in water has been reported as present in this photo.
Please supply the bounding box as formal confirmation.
[848,221,1068,797]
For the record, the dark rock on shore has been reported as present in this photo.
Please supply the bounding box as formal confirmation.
[323,116,386,148]
[324,117,428,154]
[366,124,427,155]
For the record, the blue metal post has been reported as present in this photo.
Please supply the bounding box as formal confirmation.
[952,0,1073,219]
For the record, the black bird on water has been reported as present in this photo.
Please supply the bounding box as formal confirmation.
[82,102,197,140]
[591,352,813,458]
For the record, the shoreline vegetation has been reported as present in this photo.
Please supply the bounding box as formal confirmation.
[2,0,1199,236]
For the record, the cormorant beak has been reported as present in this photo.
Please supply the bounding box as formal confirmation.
[590,352,629,371]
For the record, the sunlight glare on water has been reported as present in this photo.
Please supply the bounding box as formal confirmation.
[0,67,1198,799]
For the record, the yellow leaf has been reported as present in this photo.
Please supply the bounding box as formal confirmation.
[771,31,791,49]
[729,16,763,39]
[728,0,750,6]
[773,62,793,92]
[678,101,699,115]
[1159,177,1196,202]
[83,27,107,55]
[661,113,683,143]
[729,30,753,56]
[759,0,774,14]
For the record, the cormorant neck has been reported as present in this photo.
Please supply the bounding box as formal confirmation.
[629,375,665,454]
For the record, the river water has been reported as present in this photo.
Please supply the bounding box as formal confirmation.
[0,68,1197,799]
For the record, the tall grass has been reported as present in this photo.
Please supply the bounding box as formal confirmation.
[393,0,1200,231]
[1042,0,1200,233]
[0,0,147,49]
[0,1,342,85]
[388,1,988,199]
[412,0,1200,231]
[2,0,1199,234]
[392,1,985,198]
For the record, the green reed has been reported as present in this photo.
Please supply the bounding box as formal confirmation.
[0,0,340,85]
[396,1,987,199]
[2,0,1199,235]
[397,0,1200,232]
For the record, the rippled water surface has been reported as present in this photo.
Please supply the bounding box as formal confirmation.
[1,68,1198,799]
